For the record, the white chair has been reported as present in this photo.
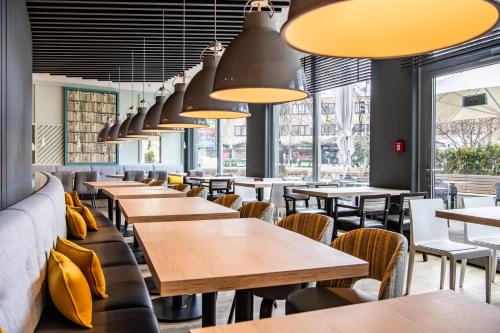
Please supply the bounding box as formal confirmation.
[462,196,500,282]
[262,177,283,201]
[406,198,491,303]
[234,180,258,204]
[267,182,293,223]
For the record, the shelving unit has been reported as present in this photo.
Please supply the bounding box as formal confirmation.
[64,87,119,165]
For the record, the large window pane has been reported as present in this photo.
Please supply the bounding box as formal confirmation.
[194,119,217,176]
[140,137,160,164]
[221,118,246,176]
[319,81,371,184]
[276,98,313,181]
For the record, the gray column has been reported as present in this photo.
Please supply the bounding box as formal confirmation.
[245,104,270,178]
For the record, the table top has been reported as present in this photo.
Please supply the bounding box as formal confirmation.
[134,218,368,297]
[84,181,145,189]
[293,186,409,198]
[118,197,240,224]
[188,176,249,182]
[233,180,305,188]
[101,186,186,200]
[436,206,500,227]
[191,291,500,333]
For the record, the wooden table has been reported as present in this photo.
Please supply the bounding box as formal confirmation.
[101,186,186,230]
[293,186,408,217]
[191,291,500,333]
[134,218,368,327]
[436,206,500,228]
[119,197,240,224]
[105,174,125,179]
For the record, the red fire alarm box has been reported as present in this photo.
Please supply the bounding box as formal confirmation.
[393,140,405,154]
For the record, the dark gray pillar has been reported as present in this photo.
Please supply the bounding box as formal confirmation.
[369,59,414,190]
[245,104,270,178]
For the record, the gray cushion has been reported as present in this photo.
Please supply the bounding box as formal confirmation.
[55,165,91,173]
[33,164,56,174]
[286,287,377,315]
[336,216,385,230]
[52,171,74,192]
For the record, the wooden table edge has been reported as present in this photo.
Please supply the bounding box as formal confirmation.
[436,209,499,227]
[123,210,240,224]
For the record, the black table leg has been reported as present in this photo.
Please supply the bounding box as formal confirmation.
[202,292,217,327]
[115,200,122,231]
[325,197,334,217]
[107,196,114,223]
[153,295,202,322]
[235,289,253,323]
[256,188,264,201]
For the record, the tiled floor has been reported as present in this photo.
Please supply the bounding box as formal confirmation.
[94,199,500,333]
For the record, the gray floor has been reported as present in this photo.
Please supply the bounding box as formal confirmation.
[94,199,500,333]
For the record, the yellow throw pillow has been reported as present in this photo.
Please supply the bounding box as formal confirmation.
[66,206,87,240]
[56,237,108,299]
[70,191,83,207]
[65,192,74,206]
[168,175,183,185]
[72,206,98,231]
[47,249,93,328]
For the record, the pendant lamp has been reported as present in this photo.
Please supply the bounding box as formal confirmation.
[282,0,499,59]
[97,74,114,143]
[210,0,308,104]
[180,0,249,119]
[128,38,158,139]
[158,0,208,129]
[142,11,185,133]
[117,52,140,141]
[106,66,124,144]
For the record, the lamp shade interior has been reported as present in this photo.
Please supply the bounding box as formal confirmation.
[282,0,499,58]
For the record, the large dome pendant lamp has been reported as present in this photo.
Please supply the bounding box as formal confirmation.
[282,0,500,59]
[143,11,184,134]
[158,0,208,129]
[180,0,250,119]
[127,38,159,139]
[106,66,124,144]
[210,0,308,104]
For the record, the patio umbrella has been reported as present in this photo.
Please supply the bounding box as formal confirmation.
[436,87,500,122]
[335,86,355,169]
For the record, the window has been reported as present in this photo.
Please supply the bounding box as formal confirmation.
[140,137,160,164]
[276,98,313,181]
[222,119,246,176]
[234,125,246,137]
[193,119,217,176]
[319,81,371,182]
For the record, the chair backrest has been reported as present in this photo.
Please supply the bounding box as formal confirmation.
[142,178,155,184]
[400,192,428,211]
[238,201,272,220]
[124,170,145,182]
[149,180,166,186]
[186,186,204,198]
[148,170,168,181]
[269,182,294,209]
[318,229,407,300]
[214,194,242,210]
[74,171,98,194]
[277,213,331,241]
[173,184,189,192]
[284,185,310,200]
[209,179,231,192]
[359,194,390,214]
[409,198,449,246]
[462,196,500,241]
[52,171,74,192]
[262,178,283,200]
[234,181,258,202]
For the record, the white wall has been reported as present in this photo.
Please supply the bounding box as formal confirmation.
[32,78,183,167]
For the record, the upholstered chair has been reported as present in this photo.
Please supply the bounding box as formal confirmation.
[186,186,205,198]
[173,184,189,192]
[149,180,166,186]
[214,194,242,210]
[52,171,74,192]
[148,170,168,181]
[124,170,145,182]
[237,201,273,223]
[74,171,98,207]
[286,228,407,315]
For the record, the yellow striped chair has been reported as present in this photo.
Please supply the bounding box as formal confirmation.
[237,201,273,223]
[286,228,408,315]
[228,213,332,322]
[214,194,242,210]
[186,186,205,198]
[149,180,166,186]
[142,178,155,185]
[173,184,189,192]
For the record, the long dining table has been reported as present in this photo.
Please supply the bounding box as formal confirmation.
[436,206,500,228]
[134,218,368,327]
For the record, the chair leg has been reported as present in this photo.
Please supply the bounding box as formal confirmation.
[459,259,467,288]
[227,295,236,324]
[440,256,447,290]
[492,249,497,283]
[422,253,428,262]
[449,258,457,291]
[486,256,492,304]
[405,248,416,295]
[259,298,275,319]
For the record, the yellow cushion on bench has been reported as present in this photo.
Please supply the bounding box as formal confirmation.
[56,237,108,299]
[70,191,83,207]
[47,249,93,328]
[66,206,87,240]
[64,192,74,206]
[168,175,183,185]
[71,206,98,231]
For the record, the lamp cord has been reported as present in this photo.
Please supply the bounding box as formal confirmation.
[182,0,186,80]
[214,0,217,41]
[162,10,165,86]
[118,65,121,116]
[143,37,146,100]
[131,51,134,109]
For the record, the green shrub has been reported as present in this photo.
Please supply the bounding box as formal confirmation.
[436,144,500,175]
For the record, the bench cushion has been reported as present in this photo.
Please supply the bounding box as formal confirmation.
[82,242,136,268]
[71,225,123,245]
